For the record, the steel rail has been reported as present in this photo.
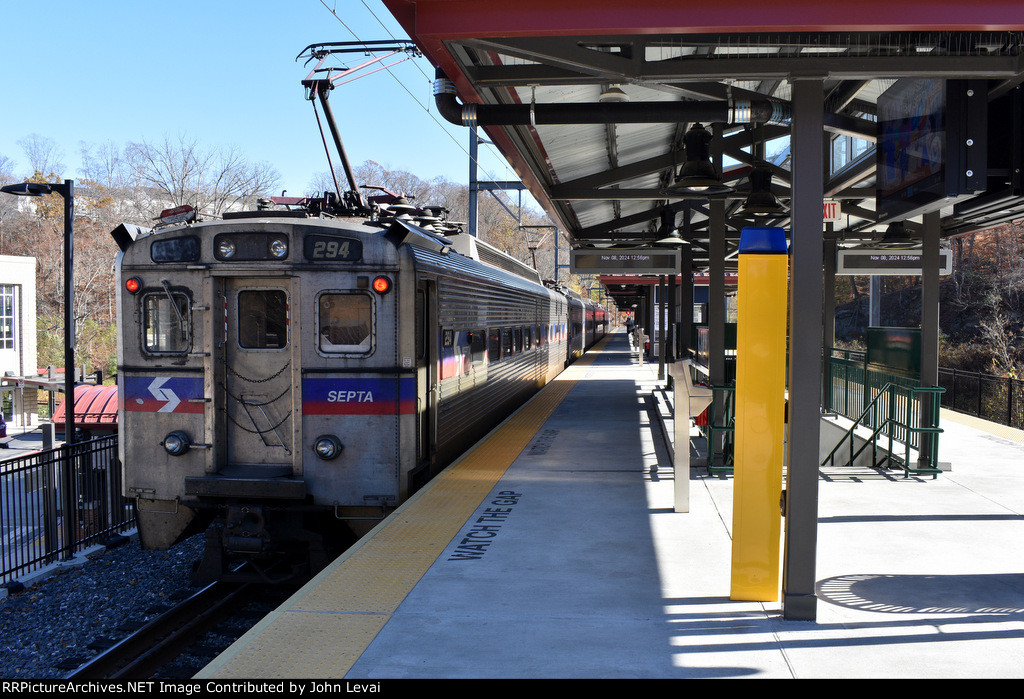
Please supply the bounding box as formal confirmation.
[66,578,253,680]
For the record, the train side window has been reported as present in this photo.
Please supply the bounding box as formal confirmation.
[523,326,531,350]
[318,292,372,354]
[469,330,486,365]
[239,290,288,349]
[502,328,513,357]
[142,292,191,354]
[513,327,523,354]
[488,328,501,362]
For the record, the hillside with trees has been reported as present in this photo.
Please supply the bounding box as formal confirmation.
[0,134,596,379]
[834,221,1024,378]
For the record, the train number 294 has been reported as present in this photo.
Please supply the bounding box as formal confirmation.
[305,235,363,261]
[313,239,351,259]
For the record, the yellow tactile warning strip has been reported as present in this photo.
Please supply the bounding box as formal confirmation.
[198,338,610,679]
[940,407,1024,445]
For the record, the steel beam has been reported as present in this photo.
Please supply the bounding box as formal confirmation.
[920,210,941,467]
[659,275,667,379]
[823,227,837,412]
[458,36,1024,82]
[680,240,694,358]
[549,153,676,197]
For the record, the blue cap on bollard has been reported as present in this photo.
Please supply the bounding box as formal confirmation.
[738,226,788,254]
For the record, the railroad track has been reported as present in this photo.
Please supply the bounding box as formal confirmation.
[65,576,290,679]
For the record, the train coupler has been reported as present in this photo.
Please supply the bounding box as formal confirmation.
[223,505,271,554]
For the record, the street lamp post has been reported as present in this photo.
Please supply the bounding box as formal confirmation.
[2,179,77,558]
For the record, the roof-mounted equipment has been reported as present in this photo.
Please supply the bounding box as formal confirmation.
[297,41,421,216]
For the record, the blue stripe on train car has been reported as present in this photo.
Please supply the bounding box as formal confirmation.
[302,377,416,415]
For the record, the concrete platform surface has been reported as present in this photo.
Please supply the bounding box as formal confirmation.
[199,332,1024,679]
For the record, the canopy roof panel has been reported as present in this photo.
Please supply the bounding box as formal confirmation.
[383,1,1024,292]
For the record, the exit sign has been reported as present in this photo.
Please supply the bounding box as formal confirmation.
[823,200,842,222]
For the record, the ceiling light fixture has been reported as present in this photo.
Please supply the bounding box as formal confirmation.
[740,163,787,216]
[599,86,629,103]
[663,123,734,198]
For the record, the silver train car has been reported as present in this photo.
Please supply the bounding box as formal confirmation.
[113,201,606,579]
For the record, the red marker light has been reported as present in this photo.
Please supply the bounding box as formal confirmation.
[372,276,391,294]
[125,277,142,294]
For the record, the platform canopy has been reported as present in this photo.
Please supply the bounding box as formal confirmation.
[383,0,1024,306]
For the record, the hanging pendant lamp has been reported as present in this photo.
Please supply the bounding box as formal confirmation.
[663,123,734,197]
[740,162,787,216]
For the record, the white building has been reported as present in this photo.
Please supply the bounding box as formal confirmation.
[0,255,37,427]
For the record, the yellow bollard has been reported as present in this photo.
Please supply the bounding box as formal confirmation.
[731,227,789,602]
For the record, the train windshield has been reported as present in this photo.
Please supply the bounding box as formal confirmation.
[143,292,190,354]
[318,292,372,353]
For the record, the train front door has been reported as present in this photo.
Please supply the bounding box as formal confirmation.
[215,277,298,474]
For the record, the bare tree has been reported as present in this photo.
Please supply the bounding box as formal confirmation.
[0,154,14,185]
[17,133,65,179]
[0,154,17,254]
[980,303,1021,377]
[124,134,281,217]
[78,140,148,225]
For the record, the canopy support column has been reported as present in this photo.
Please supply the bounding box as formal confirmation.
[782,77,824,621]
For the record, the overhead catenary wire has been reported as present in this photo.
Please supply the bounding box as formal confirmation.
[315,0,507,185]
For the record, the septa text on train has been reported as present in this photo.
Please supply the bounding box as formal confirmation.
[326,390,375,403]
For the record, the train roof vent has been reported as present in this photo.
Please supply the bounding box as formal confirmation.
[447,233,542,285]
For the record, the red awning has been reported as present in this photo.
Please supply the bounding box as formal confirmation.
[52,385,118,430]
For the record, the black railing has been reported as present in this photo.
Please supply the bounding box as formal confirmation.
[0,435,134,585]
[938,367,1024,430]
[830,349,1022,430]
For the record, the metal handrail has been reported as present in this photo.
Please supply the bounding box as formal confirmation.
[704,385,735,474]
[822,381,895,468]
[822,382,944,478]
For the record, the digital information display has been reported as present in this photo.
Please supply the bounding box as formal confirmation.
[837,247,952,276]
[570,249,680,275]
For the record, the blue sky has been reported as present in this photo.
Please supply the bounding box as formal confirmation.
[0,0,517,196]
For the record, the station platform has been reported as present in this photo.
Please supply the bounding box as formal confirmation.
[197,331,1024,679]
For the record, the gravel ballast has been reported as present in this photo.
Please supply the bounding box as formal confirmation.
[0,532,205,679]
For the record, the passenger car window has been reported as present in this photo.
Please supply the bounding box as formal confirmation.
[469,330,486,365]
[143,292,191,354]
[318,292,372,353]
[488,328,501,362]
[239,290,288,349]
[503,328,513,357]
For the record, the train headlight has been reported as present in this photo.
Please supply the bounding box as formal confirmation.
[162,430,191,457]
[216,239,236,259]
[269,238,288,259]
[313,435,343,460]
